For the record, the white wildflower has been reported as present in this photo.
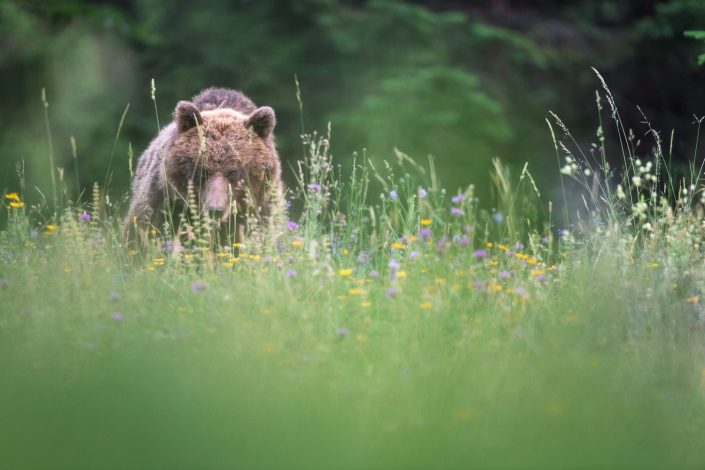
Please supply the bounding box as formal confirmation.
[616,184,626,200]
[560,165,574,176]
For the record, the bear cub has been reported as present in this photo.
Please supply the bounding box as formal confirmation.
[125,87,284,245]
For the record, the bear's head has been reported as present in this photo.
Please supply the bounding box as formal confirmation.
[165,101,281,224]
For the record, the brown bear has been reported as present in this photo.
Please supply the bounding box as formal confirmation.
[124,87,284,245]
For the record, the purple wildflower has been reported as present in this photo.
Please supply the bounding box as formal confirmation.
[473,280,486,292]
[451,194,465,204]
[473,249,487,259]
[513,243,524,251]
[419,227,432,240]
[111,312,125,322]
[453,235,470,247]
[29,230,38,239]
[388,259,401,271]
[287,220,299,231]
[79,212,91,221]
[436,236,448,254]
[493,213,504,223]
[418,187,428,199]
[286,269,297,277]
[390,190,398,201]
[109,292,121,301]
[307,183,321,190]
[369,270,380,278]
[191,280,208,293]
[164,240,174,254]
[450,207,464,216]
[499,271,511,279]
[386,287,399,298]
[514,287,528,298]
[336,327,351,337]
[409,250,419,260]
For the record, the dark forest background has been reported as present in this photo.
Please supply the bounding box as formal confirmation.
[2,0,705,210]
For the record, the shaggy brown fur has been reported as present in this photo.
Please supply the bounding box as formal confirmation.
[124,87,283,244]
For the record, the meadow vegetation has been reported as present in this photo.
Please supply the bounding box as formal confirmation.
[2,78,705,468]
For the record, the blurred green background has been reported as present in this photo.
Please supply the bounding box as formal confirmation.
[1,0,705,208]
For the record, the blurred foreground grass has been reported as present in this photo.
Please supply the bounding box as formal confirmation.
[2,112,705,469]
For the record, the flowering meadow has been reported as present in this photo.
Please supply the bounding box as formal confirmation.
[3,93,705,469]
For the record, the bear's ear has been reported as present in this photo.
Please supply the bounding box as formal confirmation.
[174,101,203,133]
[246,106,276,138]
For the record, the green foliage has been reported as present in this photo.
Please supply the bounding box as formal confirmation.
[685,30,705,65]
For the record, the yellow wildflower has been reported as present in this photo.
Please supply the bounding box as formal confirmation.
[152,258,166,266]
[232,243,241,248]
[407,235,418,243]
[348,288,366,296]
[488,282,503,293]
[360,301,372,308]
[291,239,303,248]
[687,296,699,304]
[391,241,406,250]
[343,248,349,255]
[526,257,539,265]
[5,192,20,201]
[420,301,433,309]
[9,201,24,208]
[531,269,545,277]
[497,243,509,252]
[420,219,432,226]
[647,263,659,269]
[47,225,58,231]
[395,271,407,279]
[486,242,493,248]
[338,268,353,277]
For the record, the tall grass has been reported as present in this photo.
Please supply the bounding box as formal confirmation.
[1,78,705,469]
